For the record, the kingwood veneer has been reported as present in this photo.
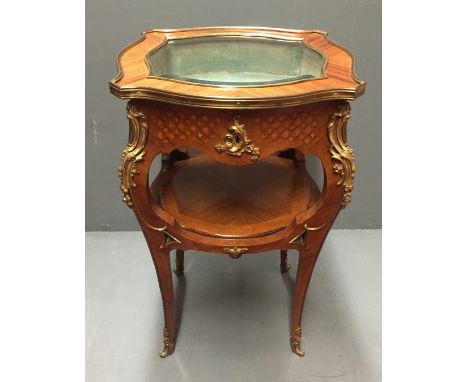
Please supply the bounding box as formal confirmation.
[110,26,365,357]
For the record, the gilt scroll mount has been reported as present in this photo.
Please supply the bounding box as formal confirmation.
[118,103,148,208]
[328,103,355,209]
[214,117,260,161]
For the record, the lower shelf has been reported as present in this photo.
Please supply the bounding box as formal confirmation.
[152,154,321,239]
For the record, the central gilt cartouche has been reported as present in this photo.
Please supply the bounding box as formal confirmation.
[214,117,260,161]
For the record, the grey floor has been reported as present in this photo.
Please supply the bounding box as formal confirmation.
[86,230,381,382]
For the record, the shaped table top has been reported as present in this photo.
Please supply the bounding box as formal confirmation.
[110,27,365,109]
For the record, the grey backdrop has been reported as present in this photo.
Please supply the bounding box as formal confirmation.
[85,0,381,231]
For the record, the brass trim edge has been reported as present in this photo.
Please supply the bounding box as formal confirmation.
[304,222,327,231]
[289,231,306,245]
[178,223,286,239]
[322,35,366,89]
[109,83,364,109]
[109,27,365,108]
[143,26,328,35]
[150,225,182,249]
[288,222,327,247]
[112,34,147,83]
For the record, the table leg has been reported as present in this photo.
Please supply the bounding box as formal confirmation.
[146,237,176,358]
[290,227,329,357]
[174,249,184,276]
[280,250,290,273]
[118,103,180,358]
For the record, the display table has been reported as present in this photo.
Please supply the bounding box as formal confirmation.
[109,27,365,357]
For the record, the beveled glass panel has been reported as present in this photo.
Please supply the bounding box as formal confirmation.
[148,36,325,86]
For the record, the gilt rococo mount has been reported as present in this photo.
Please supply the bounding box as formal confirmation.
[109,27,365,358]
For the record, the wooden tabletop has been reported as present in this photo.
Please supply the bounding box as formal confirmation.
[110,27,365,109]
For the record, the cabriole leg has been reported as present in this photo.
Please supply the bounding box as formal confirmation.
[290,228,330,357]
[145,235,176,358]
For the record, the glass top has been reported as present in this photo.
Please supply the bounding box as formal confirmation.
[148,36,325,86]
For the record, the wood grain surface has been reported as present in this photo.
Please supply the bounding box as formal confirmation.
[110,27,365,108]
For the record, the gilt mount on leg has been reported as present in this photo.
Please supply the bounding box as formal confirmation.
[290,327,305,357]
[159,327,175,358]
